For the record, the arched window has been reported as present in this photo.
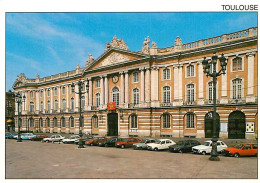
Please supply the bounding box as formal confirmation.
[46,118,50,127]
[186,113,195,128]
[54,88,58,96]
[187,84,195,103]
[62,99,66,110]
[71,98,74,110]
[39,118,43,127]
[232,78,242,99]
[29,118,34,127]
[81,96,85,108]
[47,100,51,111]
[40,101,43,112]
[92,115,98,128]
[187,64,195,77]
[53,117,57,127]
[133,88,139,105]
[112,87,120,106]
[70,117,74,128]
[130,114,137,129]
[54,100,58,110]
[95,93,100,107]
[133,72,139,83]
[29,102,34,112]
[163,68,170,80]
[62,86,66,95]
[162,113,170,128]
[61,117,65,128]
[208,81,213,101]
[163,86,171,103]
[232,57,242,71]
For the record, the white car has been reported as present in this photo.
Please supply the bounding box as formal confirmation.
[147,139,176,151]
[42,135,65,143]
[62,135,80,144]
[192,140,228,155]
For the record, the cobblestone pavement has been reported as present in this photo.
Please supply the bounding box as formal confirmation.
[6,139,257,179]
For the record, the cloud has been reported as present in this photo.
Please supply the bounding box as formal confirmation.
[47,46,64,65]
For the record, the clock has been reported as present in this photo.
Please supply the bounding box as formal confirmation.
[112,75,119,83]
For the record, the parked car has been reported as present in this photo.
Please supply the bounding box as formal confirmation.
[5,132,18,139]
[133,138,156,150]
[42,135,65,143]
[222,143,258,158]
[147,139,176,151]
[192,140,227,155]
[30,134,48,141]
[62,135,80,144]
[116,137,141,148]
[85,137,109,146]
[74,136,94,145]
[98,137,123,147]
[13,133,36,140]
[169,140,201,153]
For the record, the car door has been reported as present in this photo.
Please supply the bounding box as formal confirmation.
[160,140,166,149]
[240,144,252,156]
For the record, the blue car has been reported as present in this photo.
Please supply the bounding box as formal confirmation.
[13,133,36,140]
[5,133,18,139]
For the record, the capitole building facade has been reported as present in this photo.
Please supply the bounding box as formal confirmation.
[13,27,258,139]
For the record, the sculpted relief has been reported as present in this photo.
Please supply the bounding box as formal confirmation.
[101,52,129,66]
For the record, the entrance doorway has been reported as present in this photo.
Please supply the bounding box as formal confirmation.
[228,111,245,139]
[204,111,220,138]
[107,113,118,136]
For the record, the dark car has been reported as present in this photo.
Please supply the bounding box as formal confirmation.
[169,140,201,153]
[98,137,123,147]
[5,132,18,139]
[74,136,94,145]
[85,136,109,146]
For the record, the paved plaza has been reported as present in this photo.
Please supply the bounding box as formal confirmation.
[5,139,258,179]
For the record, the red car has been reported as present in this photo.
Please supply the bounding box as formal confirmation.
[85,137,109,146]
[115,137,141,148]
[223,143,258,158]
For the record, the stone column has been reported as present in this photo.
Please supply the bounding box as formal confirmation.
[75,84,79,112]
[178,65,183,101]
[36,90,39,114]
[66,85,69,112]
[246,52,256,103]
[197,62,204,105]
[25,91,28,113]
[120,72,125,104]
[89,78,93,107]
[140,68,145,104]
[58,86,61,112]
[43,89,46,113]
[145,68,151,103]
[104,75,109,106]
[173,66,179,101]
[50,87,53,113]
[151,66,159,107]
[124,71,129,104]
[100,76,104,106]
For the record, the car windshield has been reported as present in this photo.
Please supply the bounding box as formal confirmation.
[234,144,244,149]
[155,140,161,144]
[204,142,211,146]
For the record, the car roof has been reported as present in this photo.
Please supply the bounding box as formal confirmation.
[240,142,257,145]
[158,139,172,141]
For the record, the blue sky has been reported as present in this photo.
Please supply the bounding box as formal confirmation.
[6,12,257,91]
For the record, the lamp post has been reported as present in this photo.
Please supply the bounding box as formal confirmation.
[202,52,227,161]
[15,92,26,142]
[71,80,89,148]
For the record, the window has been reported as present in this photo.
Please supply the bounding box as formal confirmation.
[95,79,100,88]
[112,87,120,106]
[40,101,43,112]
[70,117,74,128]
[232,78,242,99]
[92,116,98,128]
[29,118,34,127]
[54,118,58,127]
[71,98,74,110]
[62,86,66,95]
[162,114,170,128]
[29,102,34,112]
[62,99,66,110]
[61,117,65,128]
[54,88,58,96]
[82,83,85,91]
[46,118,50,127]
[30,91,34,98]
[186,113,195,128]
[131,114,137,128]
[187,64,194,77]
[133,88,139,105]
[54,100,58,110]
[40,90,43,97]
[47,100,51,111]
[187,84,195,103]
[95,93,100,107]
[232,57,242,71]
[47,89,50,97]
[133,72,139,83]
[81,96,85,108]
[163,68,170,80]
[39,118,43,127]
[163,86,171,103]
[208,81,213,101]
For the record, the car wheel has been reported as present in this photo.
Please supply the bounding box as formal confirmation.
[154,148,158,151]
[202,151,206,155]
[90,143,94,146]
[121,145,125,149]
[46,140,49,143]
[179,149,183,153]
[105,144,108,147]
[234,153,240,158]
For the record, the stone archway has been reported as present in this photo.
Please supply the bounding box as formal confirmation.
[107,113,118,136]
[228,111,245,139]
[204,111,220,138]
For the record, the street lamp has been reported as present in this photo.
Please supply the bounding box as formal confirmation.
[71,80,89,148]
[15,92,26,142]
[202,52,227,161]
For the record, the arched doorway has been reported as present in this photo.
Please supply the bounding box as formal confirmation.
[107,113,118,136]
[228,111,245,139]
[204,111,220,138]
